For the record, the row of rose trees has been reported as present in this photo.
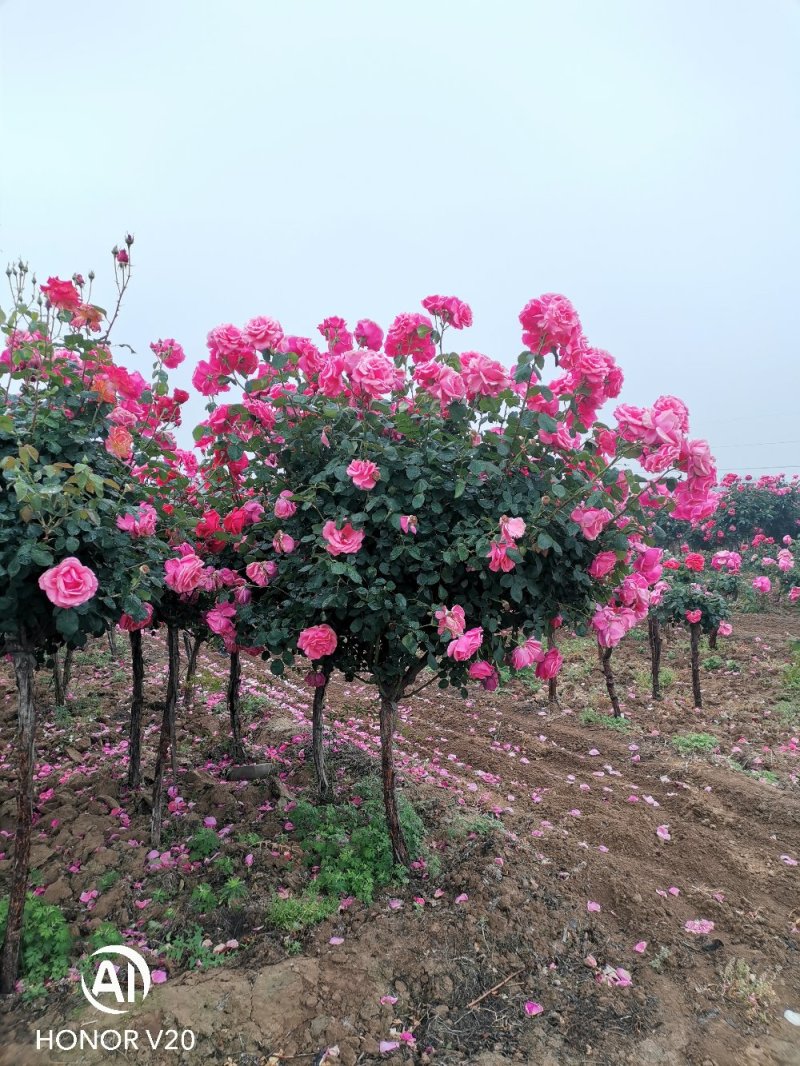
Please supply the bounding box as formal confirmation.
[0,245,718,991]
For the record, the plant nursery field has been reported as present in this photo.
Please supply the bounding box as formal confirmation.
[1,608,798,1066]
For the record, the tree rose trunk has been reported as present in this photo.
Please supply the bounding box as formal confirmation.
[228,650,245,763]
[648,615,662,700]
[597,643,621,717]
[127,630,145,789]
[52,650,64,707]
[311,666,332,802]
[690,622,703,708]
[378,689,409,867]
[150,624,179,847]
[182,634,203,708]
[0,651,37,994]
[708,626,718,651]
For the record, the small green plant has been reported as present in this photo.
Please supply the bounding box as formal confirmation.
[290,778,424,903]
[54,704,72,726]
[0,894,72,987]
[150,887,170,904]
[218,877,248,907]
[267,891,338,932]
[163,925,227,970]
[775,700,800,726]
[782,654,800,694]
[719,958,777,1022]
[702,655,725,671]
[579,707,631,733]
[659,667,675,689]
[190,883,217,913]
[447,813,502,840]
[88,922,122,952]
[188,827,222,862]
[213,855,235,877]
[98,870,120,893]
[672,732,719,755]
[236,831,262,847]
[750,768,779,785]
[240,693,269,715]
[284,937,303,956]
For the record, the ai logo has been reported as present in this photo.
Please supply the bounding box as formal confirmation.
[80,945,152,1015]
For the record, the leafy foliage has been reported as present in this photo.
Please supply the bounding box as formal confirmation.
[0,894,72,985]
[290,780,424,902]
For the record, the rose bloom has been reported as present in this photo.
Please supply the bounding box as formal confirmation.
[511,638,545,669]
[752,576,771,593]
[246,560,278,587]
[150,338,186,369]
[117,503,157,538]
[274,490,297,518]
[346,459,380,490]
[353,318,384,351]
[571,506,612,541]
[717,621,733,636]
[535,647,563,680]
[243,315,284,351]
[118,602,154,632]
[206,602,237,638]
[38,557,99,608]
[400,514,418,534]
[588,551,618,579]
[447,627,483,661]
[499,515,525,541]
[273,530,295,554]
[349,352,399,398]
[487,541,515,572]
[297,623,338,659]
[421,294,473,329]
[322,520,365,556]
[435,604,466,639]
[164,553,205,594]
[685,609,702,624]
[41,276,81,311]
[683,552,705,572]
[105,425,133,459]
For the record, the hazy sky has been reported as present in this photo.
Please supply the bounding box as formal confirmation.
[1,0,798,475]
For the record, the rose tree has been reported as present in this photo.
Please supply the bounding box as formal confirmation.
[198,295,716,864]
[0,253,160,993]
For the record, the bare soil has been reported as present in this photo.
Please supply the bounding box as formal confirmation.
[0,611,799,1065]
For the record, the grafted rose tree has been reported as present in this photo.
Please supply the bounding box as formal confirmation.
[196,294,716,864]
[0,247,158,992]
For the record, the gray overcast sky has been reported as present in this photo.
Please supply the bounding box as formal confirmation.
[1,0,798,474]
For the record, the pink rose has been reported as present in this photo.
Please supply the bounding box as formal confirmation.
[589,551,618,579]
[38,557,99,608]
[274,490,297,518]
[487,541,515,572]
[499,515,525,541]
[685,609,702,624]
[717,621,733,636]
[346,459,380,490]
[348,352,399,398]
[571,506,613,541]
[322,520,365,556]
[246,560,277,587]
[435,604,466,638]
[752,576,771,594]
[206,602,237,638]
[535,648,563,679]
[400,515,418,535]
[298,624,338,659]
[164,553,205,594]
[511,638,545,669]
[447,627,483,661]
[243,316,284,351]
[273,531,295,554]
[353,318,384,351]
